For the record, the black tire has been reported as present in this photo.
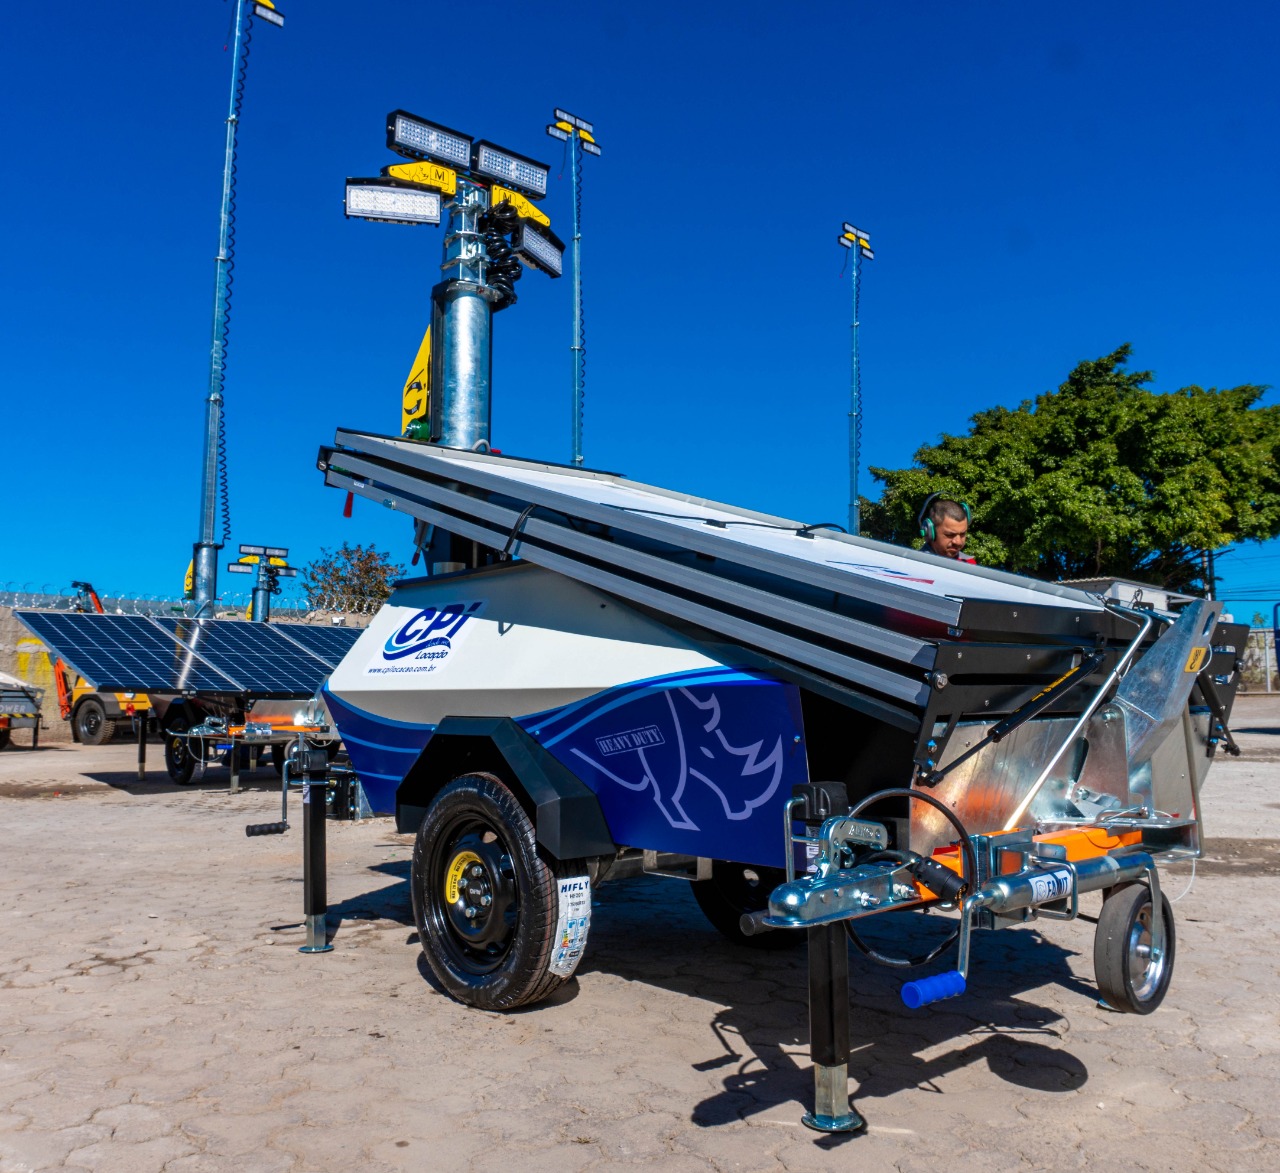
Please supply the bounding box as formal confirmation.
[1094,882,1176,1014]
[692,861,803,951]
[75,699,116,746]
[0,728,10,751]
[163,720,202,785]
[412,772,586,1011]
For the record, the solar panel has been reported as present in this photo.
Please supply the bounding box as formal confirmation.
[15,612,240,693]
[272,623,364,669]
[155,618,334,697]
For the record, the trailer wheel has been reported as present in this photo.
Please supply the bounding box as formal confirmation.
[75,699,116,746]
[692,862,802,950]
[0,728,10,751]
[412,773,585,1011]
[164,721,202,785]
[1094,882,1175,1014]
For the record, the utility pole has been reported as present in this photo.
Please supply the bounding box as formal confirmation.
[838,224,874,534]
[547,110,601,467]
[193,0,285,618]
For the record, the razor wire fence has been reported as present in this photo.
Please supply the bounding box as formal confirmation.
[0,586,379,626]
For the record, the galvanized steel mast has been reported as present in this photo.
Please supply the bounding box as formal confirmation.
[193,0,284,617]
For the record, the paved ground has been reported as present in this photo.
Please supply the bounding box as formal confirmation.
[2,697,1279,1172]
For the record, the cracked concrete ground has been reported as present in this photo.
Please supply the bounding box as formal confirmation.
[1,696,1278,1171]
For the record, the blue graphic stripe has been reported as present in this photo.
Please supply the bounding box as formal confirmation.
[522,667,747,739]
[323,685,433,741]
[523,668,765,749]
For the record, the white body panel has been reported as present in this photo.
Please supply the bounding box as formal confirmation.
[326,562,728,724]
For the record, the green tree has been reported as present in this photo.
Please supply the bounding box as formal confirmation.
[861,346,1280,591]
[302,542,405,606]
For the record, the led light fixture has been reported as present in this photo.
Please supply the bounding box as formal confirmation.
[860,246,875,259]
[239,545,266,556]
[554,108,594,133]
[263,546,289,559]
[512,220,565,277]
[253,3,285,27]
[226,561,254,575]
[581,140,602,157]
[345,178,442,226]
[838,233,854,248]
[546,123,570,142]
[386,110,473,169]
[471,141,549,200]
[842,222,867,239]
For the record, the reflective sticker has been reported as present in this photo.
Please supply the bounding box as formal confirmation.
[445,851,482,905]
[550,875,592,978]
[1184,647,1209,674]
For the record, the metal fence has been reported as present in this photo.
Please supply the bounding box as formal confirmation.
[1240,628,1278,693]
[0,588,381,624]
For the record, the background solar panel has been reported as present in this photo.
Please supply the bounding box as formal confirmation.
[272,623,364,669]
[155,618,333,696]
[15,612,240,693]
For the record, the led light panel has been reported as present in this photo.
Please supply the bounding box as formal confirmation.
[513,220,564,277]
[554,108,594,133]
[253,4,285,27]
[227,562,254,574]
[582,141,602,157]
[346,179,442,226]
[546,123,570,141]
[386,111,473,168]
[471,141,549,200]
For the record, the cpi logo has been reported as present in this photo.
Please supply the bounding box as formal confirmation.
[382,602,484,661]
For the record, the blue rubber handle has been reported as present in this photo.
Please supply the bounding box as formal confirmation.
[901,970,966,1008]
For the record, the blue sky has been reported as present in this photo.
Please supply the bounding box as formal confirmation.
[2,1,1277,621]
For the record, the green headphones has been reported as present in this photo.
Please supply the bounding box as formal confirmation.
[918,493,972,543]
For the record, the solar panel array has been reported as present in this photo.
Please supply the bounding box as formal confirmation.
[154,618,335,695]
[15,612,346,697]
[273,623,363,668]
[16,612,238,693]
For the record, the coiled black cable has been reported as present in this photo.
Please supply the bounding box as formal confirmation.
[481,200,523,311]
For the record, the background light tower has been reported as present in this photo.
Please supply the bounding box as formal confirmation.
[192,0,286,619]
[547,110,601,466]
[838,223,874,534]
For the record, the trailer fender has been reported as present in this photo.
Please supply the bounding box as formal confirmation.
[396,716,617,860]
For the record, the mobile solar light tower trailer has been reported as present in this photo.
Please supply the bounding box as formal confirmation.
[11,610,357,789]
[317,432,1245,1133]
[319,104,1246,1135]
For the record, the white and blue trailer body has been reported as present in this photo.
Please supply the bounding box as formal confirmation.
[316,428,1245,1129]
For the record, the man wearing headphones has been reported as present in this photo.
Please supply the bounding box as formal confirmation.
[918,494,977,564]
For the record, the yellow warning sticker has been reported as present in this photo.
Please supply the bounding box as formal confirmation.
[445,851,481,904]
[1184,647,1209,674]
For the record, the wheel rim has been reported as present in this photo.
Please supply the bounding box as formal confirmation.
[1127,900,1167,1001]
[426,818,519,975]
[82,708,102,737]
